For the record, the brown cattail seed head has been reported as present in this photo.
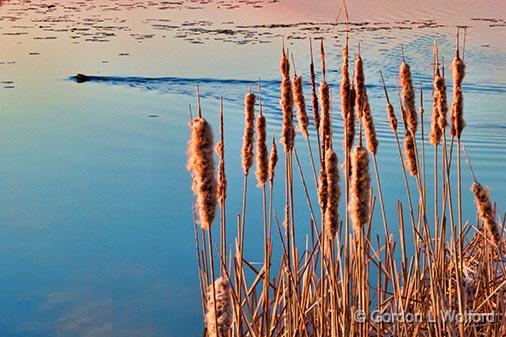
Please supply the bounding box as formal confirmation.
[354,56,365,119]
[293,75,309,137]
[319,81,331,150]
[280,52,295,152]
[341,45,355,151]
[268,136,278,184]
[187,118,217,230]
[361,99,379,155]
[404,130,418,176]
[471,182,501,245]
[400,61,418,134]
[350,146,370,234]
[451,56,466,139]
[216,140,227,204]
[206,277,232,337]
[387,103,398,133]
[318,158,328,211]
[434,72,448,132]
[310,56,320,132]
[255,114,268,187]
[429,92,442,146]
[325,148,340,239]
[241,93,256,175]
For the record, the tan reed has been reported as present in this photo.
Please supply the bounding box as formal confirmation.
[350,146,370,234]
[241,93,256,175]
[280,50,295,152]
[400,58,418,134]
[205,277,233,337]
[324,147,340,239]
[293,75,309,137]
[187,117,217,230]
[403,130,418,176]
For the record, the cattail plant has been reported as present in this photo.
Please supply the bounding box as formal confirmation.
[268,135,278,185]
[319,41,331,152]
[471,182,501,245]
[341,35,354,153]
[309,38,321,158]
[451,44,466,140]
[256,92,268,188]
[350,146,370,234]
[404,130,418,176]
[280,49,295,153]
[205,277,232,337]
[242,93,256,175]
[325,147,340,239]
[187,116,217,230]
[400,49,418,135]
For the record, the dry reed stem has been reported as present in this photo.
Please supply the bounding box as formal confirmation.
[400,61,418,134]
[325,148,340,239]
[350,146,370,234]
[471,182,501,245]
[242,93,256,175]
[293,75,309,137]
[187,117,217,230]
[206,277,233,337]
[256,113,268,187]
[404,130,418,176]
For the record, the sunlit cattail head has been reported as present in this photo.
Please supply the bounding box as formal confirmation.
[325,148,340,239]
[403,130,418,176]
[471,182,501,245]
[293,75,309,137]
[268,135,278,184]
[187,117,217,230]
[255,113,268,187]
[206,277,232,337]
[350,146,370,234]
[400,60,418,134]
[241,93,256,175]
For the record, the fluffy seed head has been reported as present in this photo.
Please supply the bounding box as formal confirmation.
[268,136,278,184]
[354,56,366,119]
[400,61,418,134]
[241,93,256,175]
[187,118,217,230]
[471,182,501,245]
[319,81,331,150]
[255,114,268,187]
[325,148,340,239]
[341,45,355,151]
[350,146,370,234]
[361,98,379,155]
[206,277,232,337]
[451,56,466,139]
[403,130,418,176]
[386,102,398,132]
[293,75,309,137]
[434,72,448,132]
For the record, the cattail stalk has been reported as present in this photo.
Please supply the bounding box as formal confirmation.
[319,81,331,152]
[471,182,501,245]
[216,98,227,260]
[309,38,321,159]
[341,39,354,152]
[256,111,268,187]
[280,50,295,153]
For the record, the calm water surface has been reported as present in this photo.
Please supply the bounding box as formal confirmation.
[0,1,504,336]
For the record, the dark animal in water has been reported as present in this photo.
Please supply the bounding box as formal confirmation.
[75,73,89,83]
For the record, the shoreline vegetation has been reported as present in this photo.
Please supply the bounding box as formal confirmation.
[186,16,505,336]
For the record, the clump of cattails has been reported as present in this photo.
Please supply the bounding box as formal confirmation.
[350,146,370,233]
[324,148,340,238]
[451,50,466,139]
[404,130,418,176]
[206,277,232,337]
[293,75,309,137]
[241,93,256,175]
[216,103,227,204]
[400,56,418,134]
[187,117,217,230]
[471,182,501,245]
[268,135,278,184]
[256,112,268,187]
[341,39,354,151]
[280,50,295,152]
